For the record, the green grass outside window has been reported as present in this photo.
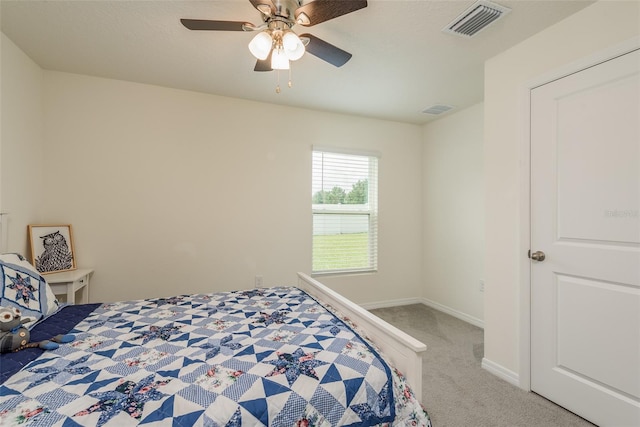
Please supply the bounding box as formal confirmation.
[312,232,370,271]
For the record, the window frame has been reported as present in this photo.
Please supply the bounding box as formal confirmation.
[311,146,379,276]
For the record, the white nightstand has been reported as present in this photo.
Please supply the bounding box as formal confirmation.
[46,269,93,304]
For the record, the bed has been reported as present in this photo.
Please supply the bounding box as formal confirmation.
[0,254,430,426]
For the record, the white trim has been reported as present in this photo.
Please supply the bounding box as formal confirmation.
[359,297,423,310]
[518,66,533,392]
[526,36,640,90]
[519,36,640,393]
[481,358,520,387]
[421,297,485,329]
[361,297,484,329]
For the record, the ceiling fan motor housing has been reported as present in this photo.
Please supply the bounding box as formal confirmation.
[253,0,303,23]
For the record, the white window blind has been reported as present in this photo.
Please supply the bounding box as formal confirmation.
[312,148,378,274]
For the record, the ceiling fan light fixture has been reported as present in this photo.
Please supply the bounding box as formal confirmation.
[271,48,290,70]
[282,31,305,61]
[181,0,369,92]
[248,31,273,60]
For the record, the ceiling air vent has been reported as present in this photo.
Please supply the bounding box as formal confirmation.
[422,104,455,115]
[443,0,511,38]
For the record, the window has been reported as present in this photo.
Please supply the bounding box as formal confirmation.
[312,147,378,274]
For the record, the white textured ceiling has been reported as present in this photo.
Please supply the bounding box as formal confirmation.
[1,0,594,124]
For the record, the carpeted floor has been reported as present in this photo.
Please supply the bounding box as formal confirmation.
[369,304,596,427]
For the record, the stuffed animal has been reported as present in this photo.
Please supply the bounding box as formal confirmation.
[0,306,74,353]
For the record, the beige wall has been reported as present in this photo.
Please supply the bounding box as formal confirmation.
[2,0,633,390]
[0,33,45,255]
[0,27,484,336]
[40,71,423,303]
[422,102,484,325]
[484,0,640,381]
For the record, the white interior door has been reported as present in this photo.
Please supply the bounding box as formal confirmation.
[530,49,640,427]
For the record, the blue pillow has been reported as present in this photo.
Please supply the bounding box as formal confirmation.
[0,253,59,327]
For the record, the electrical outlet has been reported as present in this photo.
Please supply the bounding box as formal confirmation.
[255,275,263,288]
[479,280,485,292]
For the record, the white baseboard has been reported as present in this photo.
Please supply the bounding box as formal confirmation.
[359,297,423,311]
[420,297,484,329]
[361,297,519,388]
[361,297,484,329]
[481,358,520,387]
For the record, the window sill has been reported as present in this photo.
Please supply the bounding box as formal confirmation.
[311,269,377,278]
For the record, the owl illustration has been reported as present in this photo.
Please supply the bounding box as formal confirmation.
[35,231,73,272]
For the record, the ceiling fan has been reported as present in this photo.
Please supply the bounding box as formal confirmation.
[180,0,367,73]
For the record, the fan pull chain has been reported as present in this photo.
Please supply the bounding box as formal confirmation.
[275,69,293,93]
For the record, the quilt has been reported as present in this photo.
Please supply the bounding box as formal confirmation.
[0,287,430,426]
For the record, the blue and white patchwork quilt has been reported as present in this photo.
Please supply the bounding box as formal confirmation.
[0,287,430,426]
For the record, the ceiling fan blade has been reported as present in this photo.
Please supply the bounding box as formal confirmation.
[300,33,352,67]
[180,19,251,31]
[249,0,277,17]
[295,0,367,26]
[254,51,273,72]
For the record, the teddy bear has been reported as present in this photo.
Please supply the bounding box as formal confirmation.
[0,306,74,353]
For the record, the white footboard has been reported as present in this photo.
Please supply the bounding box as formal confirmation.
[297,272,426,399]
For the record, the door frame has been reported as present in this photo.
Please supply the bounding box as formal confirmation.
[517,36,640,392]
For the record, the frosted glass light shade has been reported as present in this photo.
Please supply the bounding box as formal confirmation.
[271,48,290,70]
[248,32,273,60]
[282,31,305,61]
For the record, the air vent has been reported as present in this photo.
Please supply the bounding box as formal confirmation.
[443,0,510,38]
[422,104,455,115]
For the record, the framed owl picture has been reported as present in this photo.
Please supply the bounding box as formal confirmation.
[28,224,77,274]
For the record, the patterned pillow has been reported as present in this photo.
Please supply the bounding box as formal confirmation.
[0,253,59,328]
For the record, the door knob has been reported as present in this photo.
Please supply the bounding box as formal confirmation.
[530,251,546,262]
